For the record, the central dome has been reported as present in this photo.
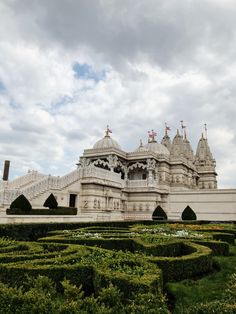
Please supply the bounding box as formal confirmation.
[144,141,170,156]
[93,135,121,150]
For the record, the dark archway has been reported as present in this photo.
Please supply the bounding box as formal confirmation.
[152,206,168,220]
[181,206,197,220]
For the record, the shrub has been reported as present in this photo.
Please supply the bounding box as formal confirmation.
[10,194,32,213]
[152,206,168,221]
[7,207,77,216]
[181,206,197,221]
[194,240,229,256]
[43,194,58,209]
[149,242,213,281]
[212,232,235,245]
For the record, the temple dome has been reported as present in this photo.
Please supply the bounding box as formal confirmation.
[93,135,121,150]
[134,140,148,153]
[144,141,170,156]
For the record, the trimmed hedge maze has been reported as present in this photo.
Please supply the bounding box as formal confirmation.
[0,221,235,313]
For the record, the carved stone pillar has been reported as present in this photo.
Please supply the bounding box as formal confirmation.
[147,158,156,187]
[108,155,118,172]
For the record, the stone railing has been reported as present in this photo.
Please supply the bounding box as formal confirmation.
[0,166,123,206]
[58,168,83,189]
[82,166,122,183]
[0,169,83,204]
[23,175,60,200]
[126,179,148,188]
[0,170,46,190]
[126,179,158,189]
[0,189,21,206]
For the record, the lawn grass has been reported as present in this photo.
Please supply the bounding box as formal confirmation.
[166,244,236,314]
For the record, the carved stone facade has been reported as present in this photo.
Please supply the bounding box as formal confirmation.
[0,127,235,221]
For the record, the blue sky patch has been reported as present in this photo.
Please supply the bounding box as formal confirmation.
[72,62,106,82]
[0,81,6,93]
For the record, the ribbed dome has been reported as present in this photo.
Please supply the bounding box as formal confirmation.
[134,140,148,153]
[135,146,148,153]
[144,141,170,156]
[93,135,121,150]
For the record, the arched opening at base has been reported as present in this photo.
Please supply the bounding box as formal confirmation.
[152,205,168,220]
[181,205,197,220]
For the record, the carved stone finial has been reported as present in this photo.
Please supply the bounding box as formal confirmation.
[105,125,112,137]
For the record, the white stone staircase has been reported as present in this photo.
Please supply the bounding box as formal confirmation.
[0,165,123,207]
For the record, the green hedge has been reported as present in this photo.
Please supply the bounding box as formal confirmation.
[6,207,77,215]
[39,234,198,258]
[39,235,216,282]
[0,239,162,298]
[10,194,32,213]
[0,221,234,241]
[194,240,229,256]
[149,242,213,282]
[212,232,235,245]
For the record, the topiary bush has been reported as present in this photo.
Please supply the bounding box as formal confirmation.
[152,206,168,220]
[10,194,32,213]
[43,193,58,209]
[181,206,197,221]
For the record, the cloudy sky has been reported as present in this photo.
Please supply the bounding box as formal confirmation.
[0,0,236,188]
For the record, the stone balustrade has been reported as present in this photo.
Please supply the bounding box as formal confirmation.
[127,179,148,188]
[58,169,83,189]
[82,166,122,182]
[0,170,46,190]
[1,166,123,206]
[126,179,157,188]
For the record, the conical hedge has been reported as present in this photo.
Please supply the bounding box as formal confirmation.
[43,193,58,209]
[152,205,168,220]
[10,194,32,213]
[181,206,197,220]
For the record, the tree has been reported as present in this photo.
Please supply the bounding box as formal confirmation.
[10,194,32,213]
[181,205,197,220]
[152,205,168,220]
[43,193,58,209]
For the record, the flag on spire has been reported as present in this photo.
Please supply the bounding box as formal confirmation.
[204,123,208,139]
[164,122,171,136]
[148,129,157,141]
[105,125,112,136]
[180,120,186,129]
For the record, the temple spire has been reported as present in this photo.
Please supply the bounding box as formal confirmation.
[161,124,172,151]
[195,132,217,189]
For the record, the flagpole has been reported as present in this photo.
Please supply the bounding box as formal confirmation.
[204,123,208,139]
[180,120,183,136]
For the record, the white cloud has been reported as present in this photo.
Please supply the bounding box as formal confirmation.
[0,0,236,188]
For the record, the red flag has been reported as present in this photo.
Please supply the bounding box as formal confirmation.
[148,130,157,139]
[107,125,112,133]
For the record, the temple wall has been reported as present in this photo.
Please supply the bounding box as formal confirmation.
[168,189,236,221]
